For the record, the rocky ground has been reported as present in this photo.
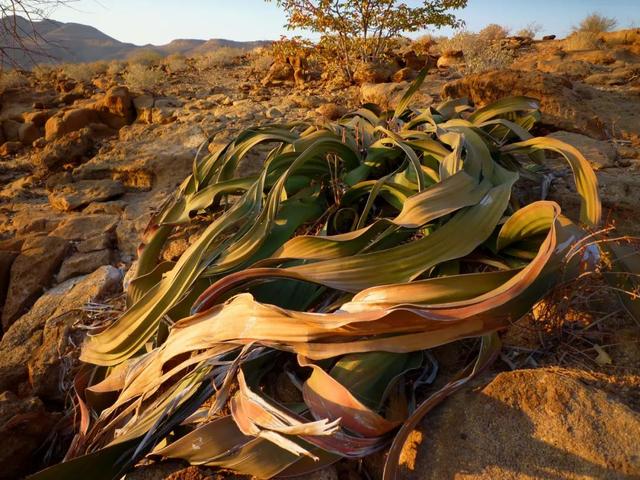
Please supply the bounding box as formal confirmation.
[1,29,640,480]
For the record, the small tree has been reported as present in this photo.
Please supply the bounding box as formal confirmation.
[267,0,467,80]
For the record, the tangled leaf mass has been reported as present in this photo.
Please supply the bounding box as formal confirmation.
[34,71,616,480]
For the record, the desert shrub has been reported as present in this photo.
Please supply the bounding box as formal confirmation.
[574,13,618,33]
[107,60,125,76]
[516,22,542,39]
[32,75,616,480]
[564,31,602,51]
[479,23,510,41]
[437,30,516,74]
[61,61,108,82]
[0,69,27,91]
[164,53,188,73]
[123,64,164,91]
[197,47,244,69]
[31,63,53,81]
[248,48,274,74]
[128,49,164,66]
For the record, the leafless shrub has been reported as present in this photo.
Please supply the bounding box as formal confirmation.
[573,13,618,33]
[437,30,516,74]
[123,64,164,91]
[478,23,510,41]
[516,22,543,39]
[248,48,273,74]
[197,47,244,69]
[61,60,107,82]
[107,60,125,76]
[127,49,164,67]
[164,53,188,73]
[31,62,53,80]
[0,69,27,91]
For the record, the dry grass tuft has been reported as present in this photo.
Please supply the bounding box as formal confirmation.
[503,231,640,371]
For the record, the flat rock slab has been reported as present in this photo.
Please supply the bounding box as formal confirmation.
[56,249,112,282]
[400,368,640,480]
[48,179,125,212]
[1,235,69,331]
[49,213,119,241]
[0,265,122,395]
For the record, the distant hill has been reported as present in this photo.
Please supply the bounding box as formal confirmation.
[0,15,271,67]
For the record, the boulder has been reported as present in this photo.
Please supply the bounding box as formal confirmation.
[56,249,113,282]
[1,119,21,141]
[91,85,135,129]
[547,131,617,169]
[437,50,464,69]
[0,266,122,396]
[22,109,54,127]
[0,392,60,479]
[401,50,428,71]
[393,67,418,83]
[49,214,120,241]
[34,127,95,171]
[441,69,640,141]
[1,236,69,331]
[266,106,283,119]
[0,249,19,312]
[18,121,42,145]
[316,103,346,121]
[361,82,410,110]
[44,107,102,141]
[262,61,294,86]
[0,141,22,156]
[11,212,64,237]
[82,200,128,215]
[28,266,122,400]
[400,369,640,479]
[354,61,397,84]
[76,232,115,253]
[48,179,125,212]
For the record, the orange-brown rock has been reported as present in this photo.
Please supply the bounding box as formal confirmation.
[400,369,640,480]
[1,235,69,331]
[18,122,42,145]
[437,50,464,69]
[353,61,397,84]
[44,107,102,141]
[90,85,135,129]
[442,69,640,141]
[35,127,95,171]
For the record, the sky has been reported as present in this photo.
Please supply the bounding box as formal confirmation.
[50,0,640,46]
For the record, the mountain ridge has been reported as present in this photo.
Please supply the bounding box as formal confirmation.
[0,15,271,66]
